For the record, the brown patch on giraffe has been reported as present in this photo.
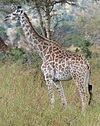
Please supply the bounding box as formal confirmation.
[76,55,83,61]
[45,55,50,60]
[53,46,59,52]
[43,45,47,49]
[34,40,39,44]
[71,60,76,64]
[61,67,65,71]
[59,64,63,68]
[62,63,65,67]
[26,24,30,28]
[49,62,54,66]
[43,42,49,46]
[55,58,58,62]
[68,54,72,58]
[80,60,84,64]
[29,28,33,33]
[58,54,63,59]
[71,56,76,60]
[65,53,68,57]
[75,60,79,64]
[38,44,43,51]
[43,49,47,55]
[48,47,52,54]
[47,65,52,71]
[59,59,62,64]
[59,50,62,53]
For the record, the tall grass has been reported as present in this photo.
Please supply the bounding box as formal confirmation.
[0,55,100,126]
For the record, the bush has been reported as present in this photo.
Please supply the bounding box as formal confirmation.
[61,35,91,47]
[0,47,41,69]
[81,47,92,58]
[8,48,26,61]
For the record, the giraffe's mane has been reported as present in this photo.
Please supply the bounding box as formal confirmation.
[23,12,63,49]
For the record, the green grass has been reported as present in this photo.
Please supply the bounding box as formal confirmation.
[0,56,100,126]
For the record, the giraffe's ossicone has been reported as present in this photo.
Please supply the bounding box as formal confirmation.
[4,5,93,112]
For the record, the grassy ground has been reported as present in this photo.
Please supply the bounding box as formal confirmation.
[0,52,100,126]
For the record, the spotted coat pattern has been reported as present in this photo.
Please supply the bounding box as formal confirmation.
[5,6,92,112]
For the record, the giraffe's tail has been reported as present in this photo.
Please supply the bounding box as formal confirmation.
[88,83,92,105]
[87,64,93,105]
[85,64,93,105]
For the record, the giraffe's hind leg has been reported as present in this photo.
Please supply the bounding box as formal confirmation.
[76,81,86,112]
[54,81,67,108]
[70,66,88,112]
[75,77,87,112]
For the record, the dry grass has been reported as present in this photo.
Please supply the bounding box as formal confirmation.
[0,52,100,126]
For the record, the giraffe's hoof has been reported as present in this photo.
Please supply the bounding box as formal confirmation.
[63,103,67,109]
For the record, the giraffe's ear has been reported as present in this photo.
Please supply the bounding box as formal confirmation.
[10,4,17,12]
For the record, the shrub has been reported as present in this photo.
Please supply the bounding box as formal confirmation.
[81,47,92,58]
[61,35,91,48]
[8,47,26,61]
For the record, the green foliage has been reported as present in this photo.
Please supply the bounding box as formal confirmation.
[61,34,92,58]
[0,27,6,33]
[79,40,91,47]
[62,35,91,47]
[8,48,26,61]
[81,47,92,58]
[3,0,21,4]
[75,47,92,59]
[0,52,5,64]
[0,47,42,69]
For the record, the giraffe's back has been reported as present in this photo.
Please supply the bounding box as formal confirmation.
[42,41,90,81]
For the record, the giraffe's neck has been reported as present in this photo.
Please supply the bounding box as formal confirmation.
[20,12,48,59]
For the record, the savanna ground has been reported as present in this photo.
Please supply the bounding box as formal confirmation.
[0,47,100,126]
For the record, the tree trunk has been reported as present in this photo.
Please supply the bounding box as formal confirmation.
[45,0,51,39]
[34,0,46,37]
[45,13,51,39]
[1,0,3,6]
[0,37,9,53]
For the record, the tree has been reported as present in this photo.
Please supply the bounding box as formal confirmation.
[33,0,78,39]
[24,0,100,39]
[1,0,99,40]
[75,1,100,45]
[0,36,9,53]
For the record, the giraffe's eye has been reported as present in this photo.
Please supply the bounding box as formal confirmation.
[17,10,20,13]
[13,13,16,16]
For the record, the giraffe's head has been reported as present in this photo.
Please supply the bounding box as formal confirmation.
[4,5,23,21]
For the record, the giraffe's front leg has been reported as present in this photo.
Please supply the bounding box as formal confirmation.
[41,64,55,110]
[45,79,55,110]
[54,81,67,108]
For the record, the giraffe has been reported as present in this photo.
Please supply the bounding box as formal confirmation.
[4,6,92,112]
